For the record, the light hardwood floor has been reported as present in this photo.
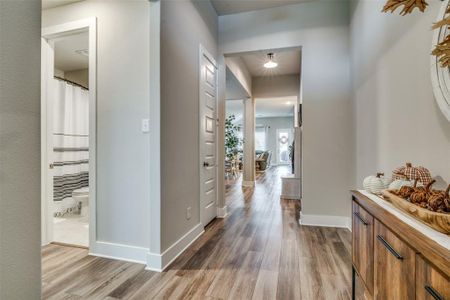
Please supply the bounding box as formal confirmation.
[42,166,356,299]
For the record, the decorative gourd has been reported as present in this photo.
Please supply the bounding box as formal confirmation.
[388,175,416,190]
[392,162,432,185]
[410,179,436,204]
[428,184,450,212]
[396,179,419,199]
[363,173,390,195]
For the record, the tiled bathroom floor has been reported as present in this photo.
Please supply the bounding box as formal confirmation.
[53,214,89,247]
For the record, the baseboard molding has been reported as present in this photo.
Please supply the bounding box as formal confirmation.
[146,223,204,272]
[217,205,228,218]
[299,212,351,231]
[90,241,148,265]
[242,180,255,187]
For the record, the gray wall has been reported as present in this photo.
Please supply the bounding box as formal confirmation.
[351,0,450,187]
[253,74,300,99]
[160,0,218,251]
[43,0,151,248]
[256,117,294,165]
[0,0,42,298]
[219,1,354,219]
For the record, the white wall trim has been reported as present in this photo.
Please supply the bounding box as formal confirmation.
[90,241,148,265]
[217,205,228,218]
[148,0,162,258]
[146,223,204,272]
[299,212,351,231]
[242,180,255,187]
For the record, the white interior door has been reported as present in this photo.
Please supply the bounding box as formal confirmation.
[199,46,218,227]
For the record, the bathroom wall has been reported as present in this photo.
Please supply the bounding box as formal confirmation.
[0,0,42,298]
[351,0,450,187]
[65,69,89,88]
[43,0,151,255]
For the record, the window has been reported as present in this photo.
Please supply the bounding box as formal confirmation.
[255,127,266,151]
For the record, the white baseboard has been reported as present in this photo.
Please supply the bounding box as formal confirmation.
[217,205,228,218]
[90,241,148,265]
[146,223,204,272]
[242,180,255,187]
[299,212,351,231]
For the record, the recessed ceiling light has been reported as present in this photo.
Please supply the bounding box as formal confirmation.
[263,53,278,69]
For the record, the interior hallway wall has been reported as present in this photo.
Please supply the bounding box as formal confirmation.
[351,0,450,187]
[219,1,354,222]
[253,74,300,99]
[160,0,218,251]
[43,0,151,251]
[0,0,42,298]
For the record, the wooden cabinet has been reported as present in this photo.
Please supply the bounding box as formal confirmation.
[374,220,416,300]
[351,192,450,300]
[416,255,450,300]
[352,202,374,294]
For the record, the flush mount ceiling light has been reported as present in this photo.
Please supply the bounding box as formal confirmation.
[263,53,278,69]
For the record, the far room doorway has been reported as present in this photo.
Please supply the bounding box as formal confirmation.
[223,47,302,202]
[41,18,97,249]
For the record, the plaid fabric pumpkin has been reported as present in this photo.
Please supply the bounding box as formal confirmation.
[392,163,432,185]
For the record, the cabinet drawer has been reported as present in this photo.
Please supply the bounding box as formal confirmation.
[374,220,416,300]
[352,201,374,294]
[416,255,450,300]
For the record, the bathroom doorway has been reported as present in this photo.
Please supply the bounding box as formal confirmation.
[41,19,97,248]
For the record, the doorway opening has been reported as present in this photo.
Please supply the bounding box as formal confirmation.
[41,19,97,249]
[223,47,302,202]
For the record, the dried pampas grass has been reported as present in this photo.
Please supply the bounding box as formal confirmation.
[382,0,428,15]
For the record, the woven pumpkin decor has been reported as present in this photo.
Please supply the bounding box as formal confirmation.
[392,162,432,185]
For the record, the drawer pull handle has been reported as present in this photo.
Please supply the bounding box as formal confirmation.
[376,235,403,260]
[425,286,444,300]
[353,212,368,225]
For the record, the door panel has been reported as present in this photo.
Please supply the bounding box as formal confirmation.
[352,201,374,295]
[200,47,217,226]
[416,255,450,300]
[374,220,416,300]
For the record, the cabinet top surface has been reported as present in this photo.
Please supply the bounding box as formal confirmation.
[352,190,450,250]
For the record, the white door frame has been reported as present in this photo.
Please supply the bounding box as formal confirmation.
[41,18,97,248]
[199,45,218,227]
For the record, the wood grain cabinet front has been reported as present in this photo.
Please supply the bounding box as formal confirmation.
[416,255,450,300]
[374,220,416,300]
[352,201,374,294]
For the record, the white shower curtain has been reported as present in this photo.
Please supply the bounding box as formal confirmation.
[52,79,89,216]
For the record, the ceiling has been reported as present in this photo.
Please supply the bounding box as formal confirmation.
[54,32,89,72]
[240,50,301,77]
[211,0,312,16]
[42,0,84,9]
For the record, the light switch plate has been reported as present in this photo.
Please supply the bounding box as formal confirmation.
[141,118,150,133]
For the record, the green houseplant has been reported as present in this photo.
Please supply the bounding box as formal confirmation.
[225,115,242,160]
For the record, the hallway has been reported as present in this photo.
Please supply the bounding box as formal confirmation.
[42,166,353,299]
